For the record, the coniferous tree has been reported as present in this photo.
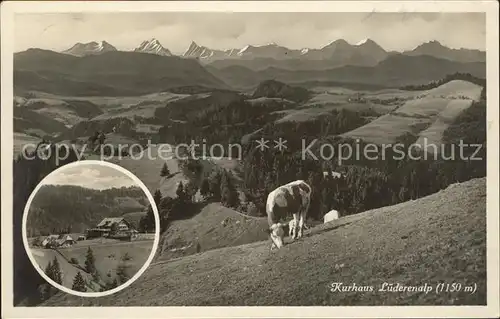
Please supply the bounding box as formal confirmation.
[116,263,130,285]
[160,163,171,177]
[50,256,62,285]
[200,178,210,199]
[208,170,222,201]
[84,247,96,275]
[153,189,162,207]
[71,272,86,292]
[176,182,186,201]
[44,260,53,281]
[220,171,240,208]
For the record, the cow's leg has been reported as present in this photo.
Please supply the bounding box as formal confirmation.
[297,211,306,239]
[298,198,310,239]
[291,213,299,240]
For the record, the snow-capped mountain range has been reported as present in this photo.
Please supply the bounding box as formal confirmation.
[134,38,172,56]
[62,41,117,57]
[60,39,486,64]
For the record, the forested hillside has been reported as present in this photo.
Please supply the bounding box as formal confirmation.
[26,184,147,236]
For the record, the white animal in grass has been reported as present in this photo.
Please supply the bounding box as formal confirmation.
[323,209,340,223]
[266,180,312,249]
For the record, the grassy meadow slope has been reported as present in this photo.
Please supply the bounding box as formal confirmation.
[342,80,483,146]
[157,203,269,262]
[100,145,189,198]
[57,239,154,284]
[42,177,486,306]
[30,248,102,292]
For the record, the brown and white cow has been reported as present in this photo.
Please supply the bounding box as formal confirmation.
[266,180,312,249]
[288,218,309,237]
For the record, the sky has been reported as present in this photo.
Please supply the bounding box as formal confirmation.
[42,164,138,190]
[14,12,485,54]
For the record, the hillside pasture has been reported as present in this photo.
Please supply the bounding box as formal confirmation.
[34,106,83,127]
[246,97,296,107]
[414,99,476,151]
[88,94,190,121]
[395,97,450,118]
[274,105,341,123]
[157,202,269,262]
[42,177,486,306]
[273,87,413,124]
[424,80,483,100]
[135,124,163,134]
[57,239,154,285]
[30,248,101,292]
[91,101,166,121]
[342,114,431,145]
[15,96,104,127]
[342,80,483,146]
[309,86,358,95]
[22,91,190,110]
[102,145,189,198]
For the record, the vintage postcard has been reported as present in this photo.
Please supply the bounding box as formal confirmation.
[1,1,499,318]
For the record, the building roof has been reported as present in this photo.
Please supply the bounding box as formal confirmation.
[41,234,75,246]
[97,217,125,228]
[56,237,75,245]
[42,234,59,242]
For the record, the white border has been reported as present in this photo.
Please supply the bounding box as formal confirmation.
[21,160,161,298]
[1,1,499,318]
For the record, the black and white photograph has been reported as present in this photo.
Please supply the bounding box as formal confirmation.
[23,161,158,297]
[1,1,499,318]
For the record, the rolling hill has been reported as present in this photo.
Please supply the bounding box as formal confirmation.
[156,203,269,262]
[41,177,486,306]
[98,145,190,199]
[207,54,485,90]
[251,79,311,102]
[14,49,229,96]
[342,80,483,146]
[15,97,103,127]
[30,248,103,292]
[14,107,68,138]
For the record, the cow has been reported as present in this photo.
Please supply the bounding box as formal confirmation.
[288,218,310,237]
[266,180,312,249]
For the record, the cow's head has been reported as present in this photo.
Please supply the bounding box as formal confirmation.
[268,223,286,249]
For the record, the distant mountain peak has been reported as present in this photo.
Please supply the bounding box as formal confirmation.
[356,38,379,47]
[405,40,485,63]
[356,38,369,46]
[183,41,232,60]
[322,39,351,49]
[418,40,446,48]
[62,40,117,57]
[184,41,201,56]
[134,39,172,56]
[237,45,251,56]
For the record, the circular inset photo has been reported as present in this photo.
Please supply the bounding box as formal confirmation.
[22,160,159,297]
